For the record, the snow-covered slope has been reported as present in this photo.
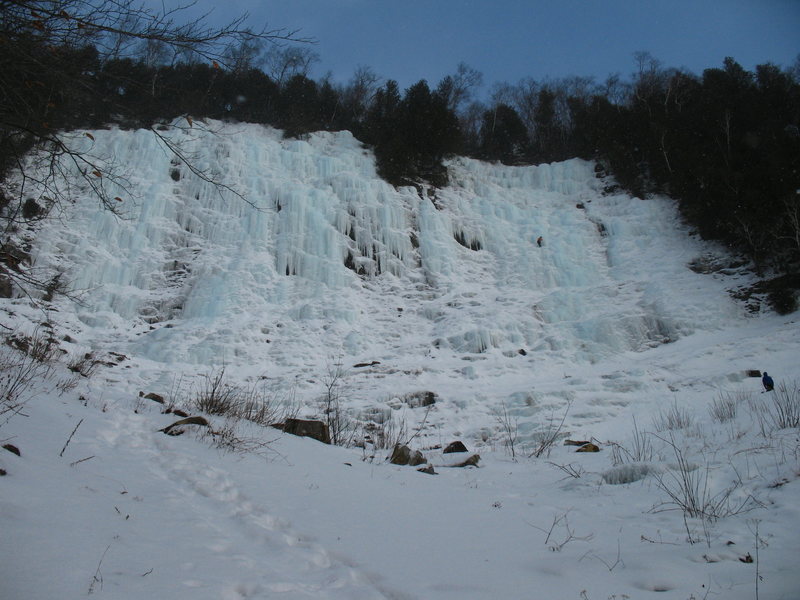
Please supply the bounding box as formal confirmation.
[1,121,798,599]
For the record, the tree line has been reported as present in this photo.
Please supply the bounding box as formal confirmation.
[1,4,798,307]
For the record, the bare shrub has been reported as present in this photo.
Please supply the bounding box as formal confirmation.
[709,391,742,423]
[494,400,519,460]
[529,511,594,552]
[192,368,297,426]
[767,381,800,430]
[652,400,693,432]
[67,352,101,378]
[747,396,772,438]
[748,380,800,436]
[55,374,81,395]
[651,433,757,525]
[548,462,585,479]
[237,382,298,426]
[193,368,240,415]
[1,329,57,426]
[609,416,652,466]
[360,406,405,451]
[202,417,280,456]
[318,361,356,447]
[529,401,571,458]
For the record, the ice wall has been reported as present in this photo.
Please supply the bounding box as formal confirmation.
[13,120,740,367]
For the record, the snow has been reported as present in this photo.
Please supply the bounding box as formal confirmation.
[1,120,798,599]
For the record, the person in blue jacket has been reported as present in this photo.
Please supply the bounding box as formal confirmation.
[762,371,774,392]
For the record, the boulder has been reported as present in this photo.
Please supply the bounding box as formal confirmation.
[443,440,468,454]
[417,465,437,475]
[390,444,426,466]
[283,418,331,444]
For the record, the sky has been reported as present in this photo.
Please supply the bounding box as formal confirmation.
[173,0,800,94]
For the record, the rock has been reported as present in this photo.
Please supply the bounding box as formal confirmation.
[401,391,437,408]
[390,444,411,465]
[0,241,29,271]
[443,440,468,454]
[22,197,42,219]
[159,416,209,435]
[417,465,437,475]
[172,409,189,418]
[0,469,6,476]
[283,418,331,444]
[353,361,381,368]
[451,454,481,468]
[390,444,426,466]
[746,370,762,378]
[142,392,165,404]
[576,443,600,452]
[0,274,12,298]
[409,450,427,466]
[3,443,20,456]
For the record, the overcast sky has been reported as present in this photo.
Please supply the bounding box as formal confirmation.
[175,0,798,93]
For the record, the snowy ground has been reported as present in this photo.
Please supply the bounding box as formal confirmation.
[1,121,798,599]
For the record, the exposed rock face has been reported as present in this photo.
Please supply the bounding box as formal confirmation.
[283,418,331,445]
[443,441,468,454]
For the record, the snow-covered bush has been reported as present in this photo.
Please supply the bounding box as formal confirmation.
[602,463,658,485]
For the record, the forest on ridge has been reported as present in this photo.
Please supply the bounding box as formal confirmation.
[1,2,798,310]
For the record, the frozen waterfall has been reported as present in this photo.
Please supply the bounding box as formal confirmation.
[12,120,741,369]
